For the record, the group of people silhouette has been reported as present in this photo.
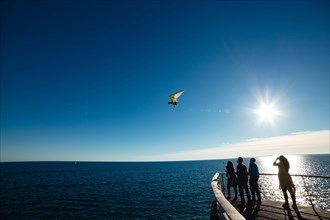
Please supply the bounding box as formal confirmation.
[225,155,297,209]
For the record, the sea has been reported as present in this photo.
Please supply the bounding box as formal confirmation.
[0,154,329,219]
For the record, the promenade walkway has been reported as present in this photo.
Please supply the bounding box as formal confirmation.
[228,198,330,220]
[211,173,330,220]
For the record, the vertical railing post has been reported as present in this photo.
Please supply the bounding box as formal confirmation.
[220,173,225,193]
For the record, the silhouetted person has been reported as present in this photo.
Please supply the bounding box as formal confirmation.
[248,158,261,204]
[237,157,251,205]
[273,155,297,209]
[225,161,237,200]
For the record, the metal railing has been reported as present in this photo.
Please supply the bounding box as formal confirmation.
[211,173,245,220]
[217,172,330,211]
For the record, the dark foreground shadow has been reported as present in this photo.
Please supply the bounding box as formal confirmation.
[243,204,261,220]
[210,199,220,220]
[292,206,304,220]
[284,206,303,220]
[284,206,294,220]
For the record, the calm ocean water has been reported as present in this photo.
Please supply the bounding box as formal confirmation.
[0,154,329,219]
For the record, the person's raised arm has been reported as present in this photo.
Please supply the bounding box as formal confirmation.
[273,157,280,166]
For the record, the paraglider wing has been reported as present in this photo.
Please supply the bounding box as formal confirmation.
[169,90,184,102]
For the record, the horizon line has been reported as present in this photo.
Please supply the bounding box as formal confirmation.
[1,152,328,163]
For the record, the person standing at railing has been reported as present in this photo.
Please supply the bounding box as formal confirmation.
[273,155,297,209]
[237,157,251,206]
[248,158,261,204]
[225,161,238,200]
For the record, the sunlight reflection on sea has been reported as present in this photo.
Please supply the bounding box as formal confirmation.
[257,155,330,211]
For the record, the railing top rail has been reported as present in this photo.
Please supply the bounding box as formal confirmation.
[260,173,330,179]
[218,172,330,179]
[211,173,245,220]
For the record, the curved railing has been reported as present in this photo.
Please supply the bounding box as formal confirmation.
[211,173,245,220]
[216,172,330,211]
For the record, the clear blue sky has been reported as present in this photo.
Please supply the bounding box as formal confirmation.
[1,0,329,161]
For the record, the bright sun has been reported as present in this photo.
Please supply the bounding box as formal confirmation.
[250,89,283,125]
[255,103,279,123]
